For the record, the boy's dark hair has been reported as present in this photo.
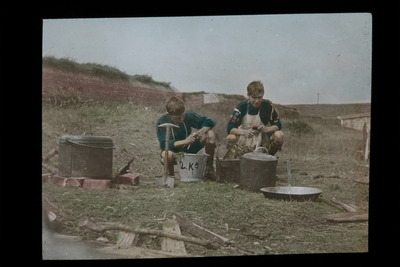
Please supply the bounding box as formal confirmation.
[166,96,185,115]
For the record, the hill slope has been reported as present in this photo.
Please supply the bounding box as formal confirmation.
[42,56,370,118]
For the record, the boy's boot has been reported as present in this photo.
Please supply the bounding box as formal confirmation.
[204,143,216,180]
[268,141,282,156]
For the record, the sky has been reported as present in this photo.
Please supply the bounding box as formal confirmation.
[42,13,372,105]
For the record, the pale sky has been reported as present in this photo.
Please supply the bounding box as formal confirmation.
[42,13,372,104]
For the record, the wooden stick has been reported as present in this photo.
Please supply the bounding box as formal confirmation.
[42,148,58,162]
[42,163,58,175]
[79,219,218,250]
[330,197,358,212]
[170,212,233,246]
[325,212,368,222]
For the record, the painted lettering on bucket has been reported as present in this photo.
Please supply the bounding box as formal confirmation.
[179,154,208,182]
[180,161,199,172]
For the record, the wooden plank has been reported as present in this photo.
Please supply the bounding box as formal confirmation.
[160,219,187,255]
[364,127,370,161]
[98,246,195,258]
[116,231,139,249]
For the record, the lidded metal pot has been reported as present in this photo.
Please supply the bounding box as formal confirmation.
[239,148,278,192]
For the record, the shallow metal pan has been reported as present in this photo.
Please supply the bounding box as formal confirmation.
[260,159,322,202]
[260,186,322,201]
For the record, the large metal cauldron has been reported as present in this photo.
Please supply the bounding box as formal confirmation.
[240,150,278,192]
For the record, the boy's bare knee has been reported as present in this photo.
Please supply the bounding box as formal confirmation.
[206,129,216,144]
[272,131,284,145]
[161,150,176,165]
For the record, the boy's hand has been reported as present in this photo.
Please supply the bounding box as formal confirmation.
[186,134,197,145]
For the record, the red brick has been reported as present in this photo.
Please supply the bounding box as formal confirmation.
[51,175,67,187]
[65,177,85,188]
[83,178,113,189]
[114,173,140,186]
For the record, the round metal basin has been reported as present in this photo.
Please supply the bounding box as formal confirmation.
[260,186,322,202]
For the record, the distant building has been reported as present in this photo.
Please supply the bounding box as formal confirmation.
[337,112,371,160]
[203,93,222,104]
[182,92,245,108]
[337,112,371,131]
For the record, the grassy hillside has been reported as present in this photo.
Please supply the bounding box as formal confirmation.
[289,103,370,118]
[43,56,175,91]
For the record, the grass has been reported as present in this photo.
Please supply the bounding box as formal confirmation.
[282,118,365,159]
[42,98,369,257]
[43,177,368,255]
[42,101,165,177]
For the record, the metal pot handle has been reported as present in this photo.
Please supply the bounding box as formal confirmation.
[254,146,269,154]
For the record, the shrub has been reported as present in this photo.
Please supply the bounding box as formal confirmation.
[43,56,172,88]
[284,119,315,136]
[132,74,171,88]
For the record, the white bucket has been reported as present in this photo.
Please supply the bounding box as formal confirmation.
[178,153,209,182]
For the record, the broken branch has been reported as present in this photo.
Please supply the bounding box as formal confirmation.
[330,197,358,212]
[79,219,218,250]
[325,212,368,222]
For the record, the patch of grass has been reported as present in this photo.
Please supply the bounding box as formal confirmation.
[283,119,315,136]
[132,74,172,89]
[42,101,165,177]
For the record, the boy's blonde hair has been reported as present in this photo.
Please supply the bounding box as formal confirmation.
[247,81,264,96]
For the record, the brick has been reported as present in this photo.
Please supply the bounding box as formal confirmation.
[83,178,113,189]
[42,173,52,183]
[65,177,85,188]
[114,173,140,186]
[51,175,67,187]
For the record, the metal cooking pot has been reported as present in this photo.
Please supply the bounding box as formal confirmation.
[260,159,322,201]
[240,148,278,192]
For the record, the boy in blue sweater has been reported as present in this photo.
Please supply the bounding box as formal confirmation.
[156,96,217,179]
